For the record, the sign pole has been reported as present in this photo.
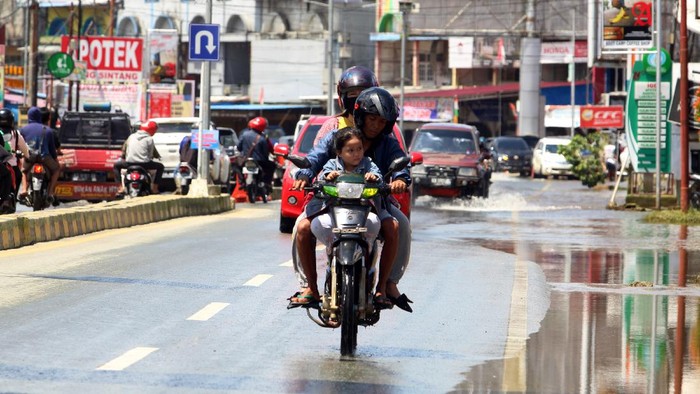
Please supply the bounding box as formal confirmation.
[655,0,662,209]
[189,0,218,196]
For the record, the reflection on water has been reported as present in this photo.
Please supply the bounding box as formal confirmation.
[456,226,700,392]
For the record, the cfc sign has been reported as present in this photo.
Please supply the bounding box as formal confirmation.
[580,105,624,129]
[60,36,143,82]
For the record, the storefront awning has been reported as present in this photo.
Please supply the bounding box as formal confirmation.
[208,103,322,111]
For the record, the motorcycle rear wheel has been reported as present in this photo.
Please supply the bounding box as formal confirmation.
[32,193,45,211]
[690,183,700,209]
[340,264,359,356]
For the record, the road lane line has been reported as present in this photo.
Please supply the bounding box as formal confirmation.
[187,302,230,321]
[96,347,158,371]
[243,274,273,287]
[280,259,293,267]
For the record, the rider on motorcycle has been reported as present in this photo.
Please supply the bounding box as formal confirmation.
[237,116,275,194]
[313,65,379,145]
[0,109,29,199]
[290,87,414,311]
[113,120,164,195]
[19,106,60,203]
[0,110,19,213]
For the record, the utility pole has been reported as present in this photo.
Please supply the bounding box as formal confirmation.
[76,0,82,111]
[22,1,29,107]
[680,0,689,212]
[399,1,413,132]
[326,0,334,115]
[517,0,541,137]
[569,9,575,137]
[29,0,38,107]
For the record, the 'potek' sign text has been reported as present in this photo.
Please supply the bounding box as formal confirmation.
[61,36,143,83]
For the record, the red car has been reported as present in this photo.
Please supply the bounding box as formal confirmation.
[409,122,489,199]
[275,115,412,233]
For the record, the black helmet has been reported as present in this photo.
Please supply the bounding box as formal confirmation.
[353,87,399,135]
[0,108,15,130]
[337,66,378,112]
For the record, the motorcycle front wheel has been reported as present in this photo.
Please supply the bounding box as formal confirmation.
[340,264,360,356]
[246,184,257,204]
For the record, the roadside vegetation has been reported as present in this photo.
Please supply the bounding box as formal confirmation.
[643,209,700,225]
[558,133,607,188]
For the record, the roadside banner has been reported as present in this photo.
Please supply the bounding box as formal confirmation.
[61,36,144,83]
[148,29,178,84]
[624,52,672,172]
[78,83,142,120]
[190,129,219,150]
[401,98,454,122]
[580,106,624,129]
[668,78,700,129]
[601,0,653,51]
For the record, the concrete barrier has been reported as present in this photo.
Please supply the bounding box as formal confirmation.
[0,194,234,251]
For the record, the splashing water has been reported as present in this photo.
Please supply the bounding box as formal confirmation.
[415,193,582,212]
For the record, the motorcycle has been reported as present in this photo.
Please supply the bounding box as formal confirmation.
[241,157,267,203]
[174,162,195,195]
[25,160,52,211]
[690,173,700,209]
[285,153,411,356]
[123,165,152,198]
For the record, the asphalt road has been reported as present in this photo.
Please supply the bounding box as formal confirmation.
[1,173,699,393]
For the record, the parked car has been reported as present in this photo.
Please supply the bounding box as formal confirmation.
[488,136,532,176]
[274,115,411,234]
[409,123,489,200]
[532,137,574,178]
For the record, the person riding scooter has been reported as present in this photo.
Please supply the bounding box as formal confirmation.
[113,120,164,196]
[237,117,275,196]
[0,111,18,213]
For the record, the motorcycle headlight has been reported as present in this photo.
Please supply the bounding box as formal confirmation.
[458,167,477,177]
[335,182,364,199]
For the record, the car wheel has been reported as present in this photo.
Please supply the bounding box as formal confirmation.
[280,214,295,234]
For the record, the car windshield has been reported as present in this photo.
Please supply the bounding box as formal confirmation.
[157,123,197,133]
[545,144,564,153]
[220,133,237,147]
[497,138,529,150]
[297,124,322,154]
[412,129,476,154]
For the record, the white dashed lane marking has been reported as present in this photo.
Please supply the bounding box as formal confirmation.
[243,274,273,287]
[186,302,230,321]
[96,347,159,371]
[280,259,293,267]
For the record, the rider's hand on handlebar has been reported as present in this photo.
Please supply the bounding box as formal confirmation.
[291,178,308,191]
[365,173,379,183]
[325,171,340,181]
[389,179,408,194]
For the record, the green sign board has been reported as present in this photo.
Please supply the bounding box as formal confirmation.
[625,51,672,173]
[47,52,74,79]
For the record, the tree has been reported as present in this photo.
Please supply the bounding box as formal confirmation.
[558,133,607,188]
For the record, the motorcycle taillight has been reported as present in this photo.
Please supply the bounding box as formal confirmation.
[127,171,141,181]
[179,166,190,174]
[32,164,45,174]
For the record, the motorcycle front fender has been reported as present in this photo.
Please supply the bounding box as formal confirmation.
[336,239,363,266]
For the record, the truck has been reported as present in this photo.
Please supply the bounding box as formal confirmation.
[54,108,132,202]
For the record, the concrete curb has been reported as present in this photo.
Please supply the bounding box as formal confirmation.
[0,194,234,251]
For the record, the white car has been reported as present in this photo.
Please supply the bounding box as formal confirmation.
[147,117,231,191]
[532,137,574,178]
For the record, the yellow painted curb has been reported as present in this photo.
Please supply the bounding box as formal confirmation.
[0,194,234,251]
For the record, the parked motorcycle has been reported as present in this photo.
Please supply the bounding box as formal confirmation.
[174,162,195,195]
[241,157,267,203]
[285,153,411,356]
[690,173,700,209]
[123,165,152,198]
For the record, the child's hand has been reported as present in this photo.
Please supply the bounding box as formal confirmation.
[365,173,379,183]
[325,171,340,181]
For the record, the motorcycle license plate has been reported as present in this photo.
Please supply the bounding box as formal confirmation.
[71,172,94,182]
[243,168,259,174]
[430,178,452,186]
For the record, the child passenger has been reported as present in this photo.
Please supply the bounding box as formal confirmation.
[307,127,394,308]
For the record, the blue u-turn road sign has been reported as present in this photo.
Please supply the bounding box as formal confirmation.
[189,24,220,61]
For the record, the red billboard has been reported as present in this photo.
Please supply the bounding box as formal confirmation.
[61,36,143,82]
[580,105,624,129]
